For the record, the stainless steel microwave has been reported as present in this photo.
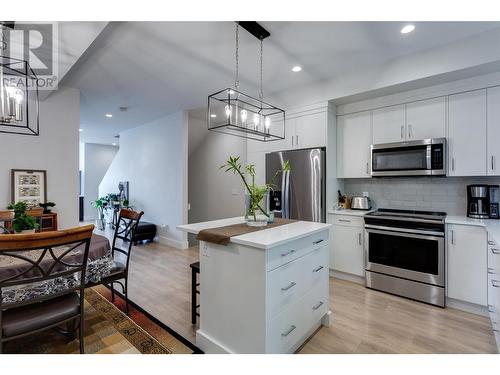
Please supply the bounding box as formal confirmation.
[371,138,446,177]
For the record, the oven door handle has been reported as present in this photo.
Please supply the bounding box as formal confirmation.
[364,224,445,238]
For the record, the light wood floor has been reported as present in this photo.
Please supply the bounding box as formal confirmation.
[90,224,498,354]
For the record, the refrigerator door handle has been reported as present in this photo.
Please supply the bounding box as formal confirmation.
[284,170,291,219]
[281,169,287,218]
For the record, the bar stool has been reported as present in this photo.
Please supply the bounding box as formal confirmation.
[190,261,200,324]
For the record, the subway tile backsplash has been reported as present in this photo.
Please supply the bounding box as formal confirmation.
[344,177,500,216]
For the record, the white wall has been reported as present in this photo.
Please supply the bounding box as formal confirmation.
[83,143,118,220]
[99,111,189,249]
[188,115,247,224]
[0,86,80,229]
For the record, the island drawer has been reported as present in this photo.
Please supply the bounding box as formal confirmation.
[266,230,329,271]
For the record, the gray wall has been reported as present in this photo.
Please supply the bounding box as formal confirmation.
[188,115,247,224]
[83,143,118,220]
[0,86,80,229]
[343,176,500,215]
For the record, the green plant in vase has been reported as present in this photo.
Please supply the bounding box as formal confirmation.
[7,201,39,233]
[221,156,290,226]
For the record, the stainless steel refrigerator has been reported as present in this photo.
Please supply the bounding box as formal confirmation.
[266,148,326,223]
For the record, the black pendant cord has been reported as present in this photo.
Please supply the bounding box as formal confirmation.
[235,23,239,90]
[259,38,263,102]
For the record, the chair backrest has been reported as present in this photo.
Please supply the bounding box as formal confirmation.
[111,209,144,270]
[0,225,94,310]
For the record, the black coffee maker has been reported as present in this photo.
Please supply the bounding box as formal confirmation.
[467,185,489,219]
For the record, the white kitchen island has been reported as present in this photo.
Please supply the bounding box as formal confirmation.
[177,217,331,354]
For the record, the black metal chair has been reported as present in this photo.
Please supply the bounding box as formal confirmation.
[0,225,94,354]
[99,209,143,314]
[190,261,200,324]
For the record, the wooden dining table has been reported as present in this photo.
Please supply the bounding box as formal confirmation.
[0,234,112,304]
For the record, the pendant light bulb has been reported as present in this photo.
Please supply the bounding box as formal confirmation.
[265,117,271,129]
[225,105,232,119]
[240,109,248,124]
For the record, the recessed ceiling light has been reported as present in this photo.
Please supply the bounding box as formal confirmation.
[210,114,217,118]
[292,66,302,72]
[105,113,113,118]
[401,24,415,34]
[79,128,84,132]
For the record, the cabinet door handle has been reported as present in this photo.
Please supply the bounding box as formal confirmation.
[313,239,324,245]
[281,325,296,337]
[338,219,351,223]
[492,155,495,171]
[281,249,296,257]
[488,241,496,245]
[366,162,369,174]
[401,125,404,139]
[450,230,455,245]
[281,281,296,291]
[291,135,294,146]
[488,267,496,274]
[313,266,324,273]
[492,280,500,288]
[358,232,362,245]
[312,301,324,310]
[492,248,500,255]
[408,124,412,138]
[451,158,455,171]
[296,135,299,146]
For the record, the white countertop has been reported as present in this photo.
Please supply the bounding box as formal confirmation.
[446,215,500,244]
[177,217,331,250]
[327,208,375,217]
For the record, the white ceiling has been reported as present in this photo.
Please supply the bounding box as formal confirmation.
[63,21,500,144]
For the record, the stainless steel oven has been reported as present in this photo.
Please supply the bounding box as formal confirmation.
[371,138,446,177]
[364,209,446,307]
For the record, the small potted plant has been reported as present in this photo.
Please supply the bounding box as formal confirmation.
[7,201,39,233]
[39,201,56,214]
[221,156,290,227]
[91,197,109,230]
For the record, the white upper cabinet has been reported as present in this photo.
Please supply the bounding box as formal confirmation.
[337,111,371,178]
[448,90,487,176]
[405,97,446,140]
[487,87,500,176]
[447,224,487,306]
[294,111,327,149]
[372,104,406,144]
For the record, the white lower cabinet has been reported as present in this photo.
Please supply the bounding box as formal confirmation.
[487,235,500,350]
[447,224,487,306]
[328,214,365,277]
[266,242,329,353]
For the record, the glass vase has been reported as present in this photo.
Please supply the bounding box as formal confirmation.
[245,192,269,227]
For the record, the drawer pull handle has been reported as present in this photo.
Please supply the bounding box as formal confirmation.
[281,250,296,257]
[491,248,500,255]
[492,280,500,288]
[281,282,296,291]
[488,241,496,245]
[488,267,496,274]
[281,325,296,337]
[312,301,324,310]
[488,305,495,313]
[313,266,324,273]
[338,219,351,223]
[313,239,324,245]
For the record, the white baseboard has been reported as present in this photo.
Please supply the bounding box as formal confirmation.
[446,297,489,317]
[158,235,189,250]
[330,269,365,285]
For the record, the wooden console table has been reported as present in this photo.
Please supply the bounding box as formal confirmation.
[1,211,58,233]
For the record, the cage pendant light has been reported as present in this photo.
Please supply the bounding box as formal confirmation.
[0,23,40,136]
[207,22,285,142]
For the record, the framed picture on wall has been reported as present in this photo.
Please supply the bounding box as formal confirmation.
[11,169,47,207]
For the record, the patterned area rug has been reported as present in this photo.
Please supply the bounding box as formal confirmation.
[3,288,192,354]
